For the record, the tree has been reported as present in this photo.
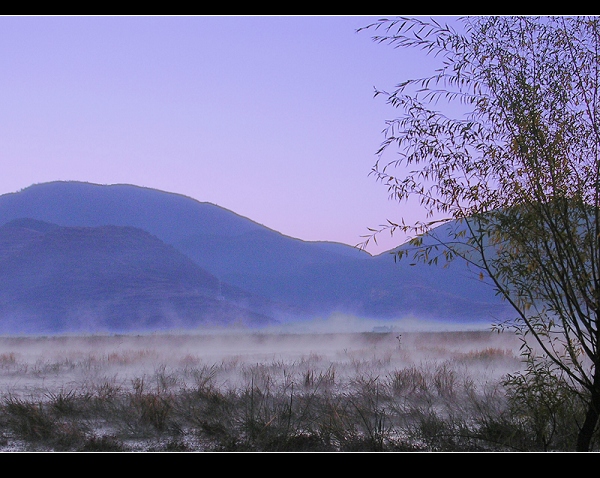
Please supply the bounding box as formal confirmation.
[359,16,600,451]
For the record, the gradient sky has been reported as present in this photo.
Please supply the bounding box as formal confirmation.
[0,15,458,255]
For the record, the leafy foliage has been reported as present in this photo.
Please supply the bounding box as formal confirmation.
[360,16,600,451]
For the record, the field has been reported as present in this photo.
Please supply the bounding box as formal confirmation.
[0,329,544,452]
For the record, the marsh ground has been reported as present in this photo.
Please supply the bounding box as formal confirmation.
[0,329,526,452]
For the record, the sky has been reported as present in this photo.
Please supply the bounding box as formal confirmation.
[0,15,459,255]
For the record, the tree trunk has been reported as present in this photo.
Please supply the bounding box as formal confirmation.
[577,391,600,451]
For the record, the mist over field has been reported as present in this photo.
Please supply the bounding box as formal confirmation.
[0,320,516,396]
[0,325,529,452]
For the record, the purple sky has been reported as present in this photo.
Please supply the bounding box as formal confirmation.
[0,15,457,255]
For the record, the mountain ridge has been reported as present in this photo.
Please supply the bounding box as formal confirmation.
[0,181,513,333]
[1,181,365,255]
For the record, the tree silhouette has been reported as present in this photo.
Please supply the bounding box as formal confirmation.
[360,16,600,451]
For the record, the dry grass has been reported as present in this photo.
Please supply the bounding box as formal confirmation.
[0,329,586,452]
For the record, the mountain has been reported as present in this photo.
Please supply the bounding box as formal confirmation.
[0,218,279,334]
[0,181,512,333]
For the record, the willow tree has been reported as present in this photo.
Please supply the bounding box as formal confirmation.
[359,16,600,451]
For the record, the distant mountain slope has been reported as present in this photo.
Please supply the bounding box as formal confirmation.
[0,219,279,334]
[0,181,364,259]
[0,181,512,329]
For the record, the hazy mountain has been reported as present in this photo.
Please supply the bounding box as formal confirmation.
[0,218,279,334]
[0,181,512,333]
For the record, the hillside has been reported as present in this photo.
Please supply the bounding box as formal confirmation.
[0,218,279,334]
[0,181,512,332]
